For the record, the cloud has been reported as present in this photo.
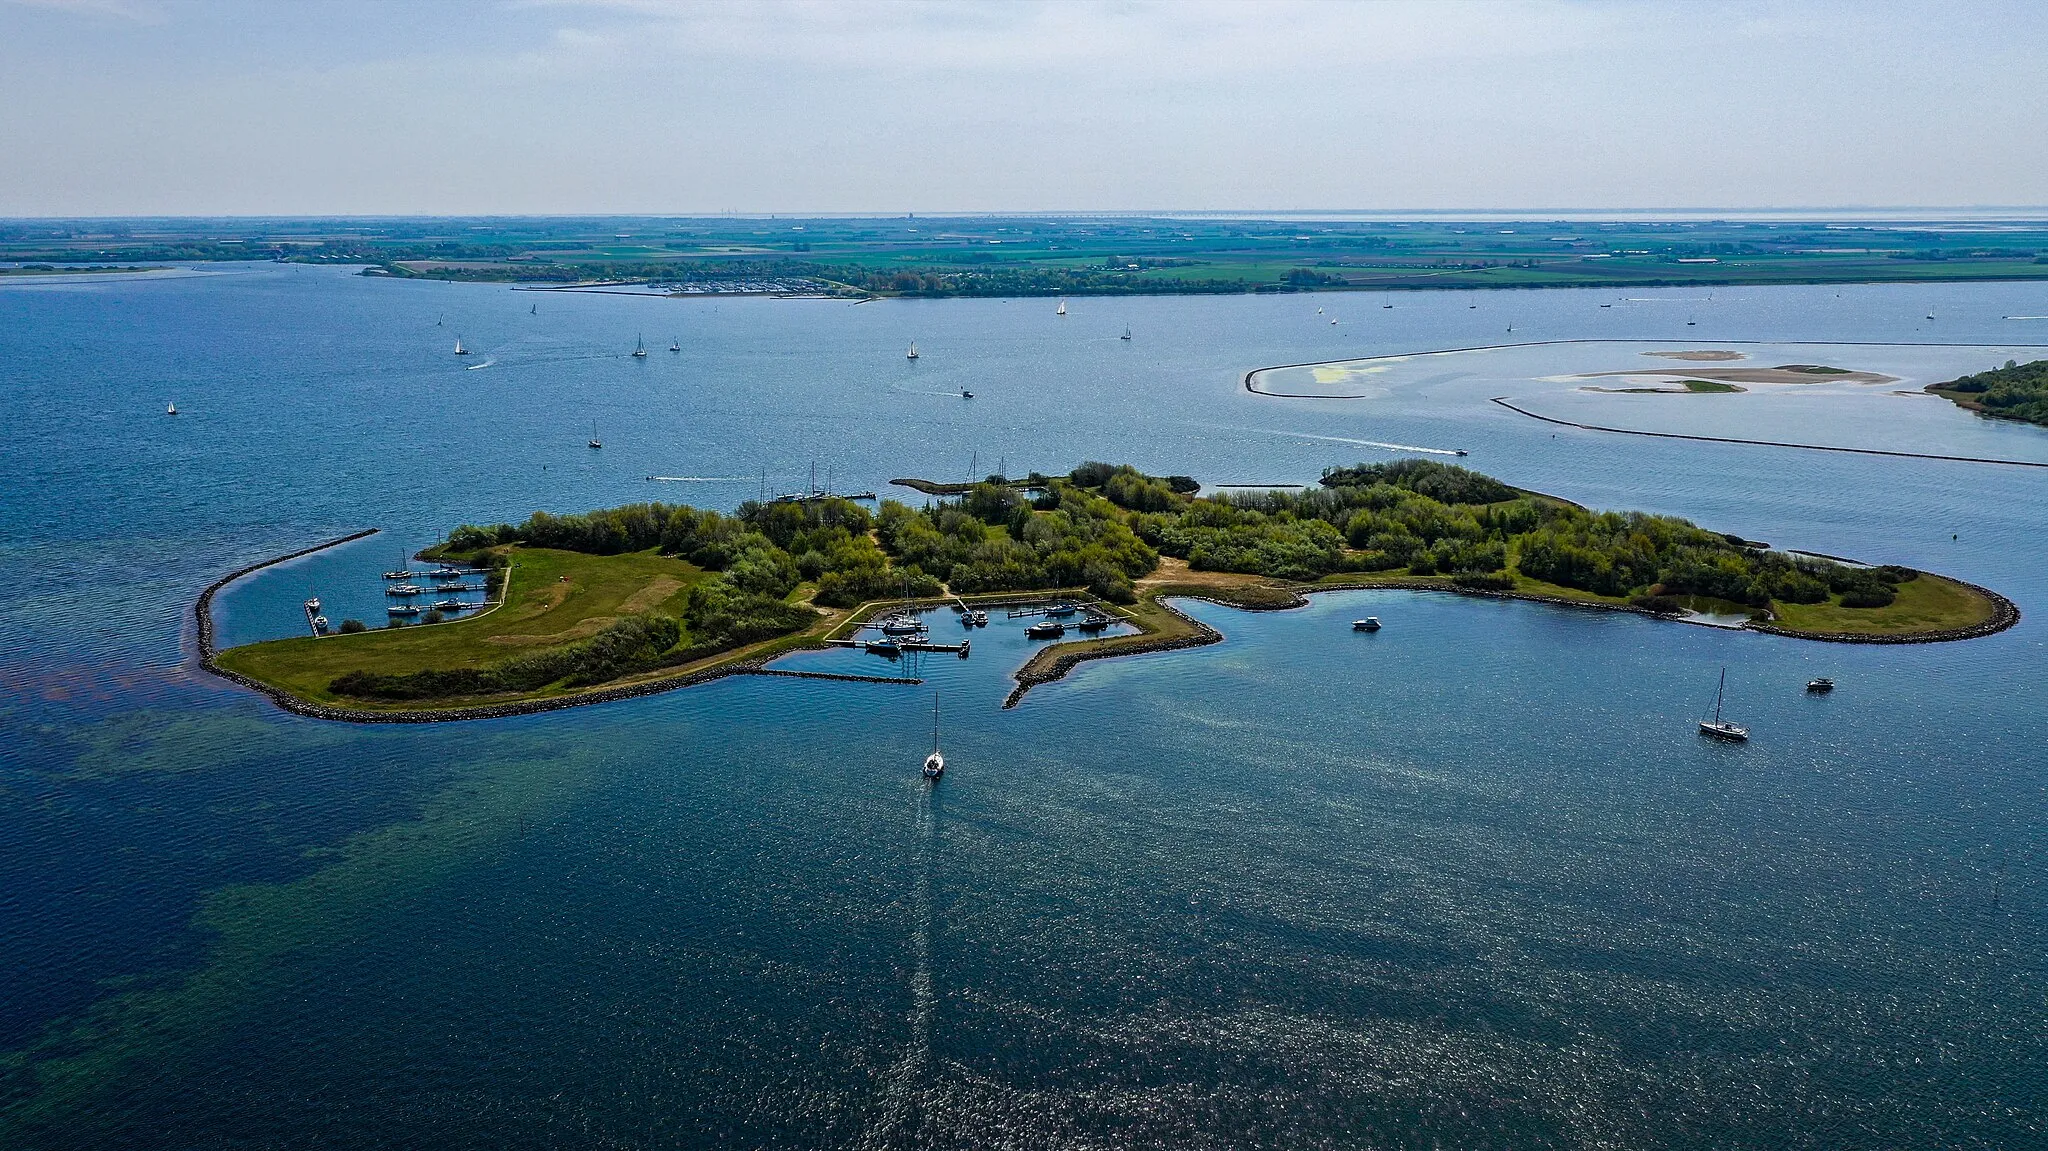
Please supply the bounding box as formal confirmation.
[2,0,165,22]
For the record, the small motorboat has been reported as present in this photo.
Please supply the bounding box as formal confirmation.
[866,638,901,656]
[1353,617,1381,631]
[386,584,427,597]
[971,610,988,626]
[432,599,469,612]
[311,615,329,633]
[1044,602,1078,617]
[1025,621,1066,639]
[303,596,321,613]
[1077,614,1111,632]
[387,604,421,617]
[1806,677,1835,693]
[1454,449,1470,456]
[961,389,973,399]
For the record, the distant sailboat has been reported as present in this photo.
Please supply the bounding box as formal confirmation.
[165,401,177,416]
[1055,300,1067,316]
[1121,326,1132,341]
[588,420,602,450]
[669,336,681,352]
[906,341,920,360]
[1926,307,1936,321]
[453,336,469,355]
[1698,667,1749,741]
[631,334,648,357]
[922,692,945,780]
[530,303,537,315]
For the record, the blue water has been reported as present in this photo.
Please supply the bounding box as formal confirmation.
[1,264,2044,1147]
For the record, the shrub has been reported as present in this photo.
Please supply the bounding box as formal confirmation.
[1452,572,1515,591]
[1840,586,1897,609]
[338,618,367,634]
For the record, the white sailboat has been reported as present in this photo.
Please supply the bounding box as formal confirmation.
[453,336,469,356]
[1698,667,1748,741]
[1121,326,1132,341]
[670,336,681,352]
[165,401,177,416]
[906,340,920,360]
[588,420,603,450]
[922,692,945,780]
[631,334,648,357]
[1055,299,1067,316]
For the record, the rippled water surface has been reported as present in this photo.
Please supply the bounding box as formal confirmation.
[1,266,2044,1148]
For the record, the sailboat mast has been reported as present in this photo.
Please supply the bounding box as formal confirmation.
[1715,668,1727,722]
[933,692,940,752]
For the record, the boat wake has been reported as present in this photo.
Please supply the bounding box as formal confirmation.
[1247,427,1466,458]
[860,785,937,1148]
[464,359,495,370]
[889,383,974,398]
[645,475,747,483]
[2005,315,2048,321]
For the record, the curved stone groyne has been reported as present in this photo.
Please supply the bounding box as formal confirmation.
[193,528,381,660]
[1001,597,1225,709]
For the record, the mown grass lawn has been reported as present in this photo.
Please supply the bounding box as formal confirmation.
[215,548,708,705]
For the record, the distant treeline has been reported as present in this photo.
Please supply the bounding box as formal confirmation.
[1932,358,2048,427]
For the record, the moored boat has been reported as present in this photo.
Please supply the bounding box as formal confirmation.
[1025,620,1065,639]
[1353,616,1381,632]
[1806,677,1835,693]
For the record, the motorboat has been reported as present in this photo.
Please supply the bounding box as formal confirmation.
[877,614,924,636]
[311,615,329,633]
[303,596,321,613]
[386,583,427,597]
[1044,602,1078,617]
[970,610,988,626]
[1025,620,1066,639]
[1698,668,1749,741]
[961,389,973,399]
[1353,617,1381,632]
[1806,677,1835,693]
[387,604,421,617]
[430,567,465,580]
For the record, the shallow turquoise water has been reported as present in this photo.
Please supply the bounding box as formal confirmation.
[0,266,2043,1147]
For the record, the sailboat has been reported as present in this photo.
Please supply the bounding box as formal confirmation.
[530,303,537,315]
[1926,308,1936,321]
[670,336,681,352]
[922,693,945,780]
[453,336,469,356]
[906,340,919,360]
[1120,326,1132,341]
[165,401,177,416]
[588,421,603,450]
[1698,667,1749,741]
[1055,300,1067,316]
[631,334,648,358]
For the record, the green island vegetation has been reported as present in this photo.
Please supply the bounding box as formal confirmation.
[11,216,2048,296]
[216,460,2006,714]
[1927,358,2048,427]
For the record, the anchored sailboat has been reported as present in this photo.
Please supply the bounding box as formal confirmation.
[632,334,648,358]
[922,692,945,780]
[1121,326,1132,341]
[588,420,603,450]
[1698,667,1748,741]
[1055,299,1067,316]
[906,340,919,360]
[454,336,469,356]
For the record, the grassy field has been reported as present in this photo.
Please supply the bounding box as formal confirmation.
[215,548,713,707]
[1767,573,1999,635]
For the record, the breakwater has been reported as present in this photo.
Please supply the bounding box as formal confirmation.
[1489,396,2048,469]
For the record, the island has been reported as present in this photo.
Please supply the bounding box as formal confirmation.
[1927,358,2048,426]
[207,460,2017,720]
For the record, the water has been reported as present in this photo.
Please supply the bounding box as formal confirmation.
[1,265,2044,1147]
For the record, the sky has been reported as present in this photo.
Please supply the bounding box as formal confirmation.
[2,0,2045,216]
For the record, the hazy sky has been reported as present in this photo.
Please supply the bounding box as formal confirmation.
[3,0,2045,215]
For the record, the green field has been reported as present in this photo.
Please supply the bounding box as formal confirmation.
[215,548,715,708]
[1767,573,1998,635]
